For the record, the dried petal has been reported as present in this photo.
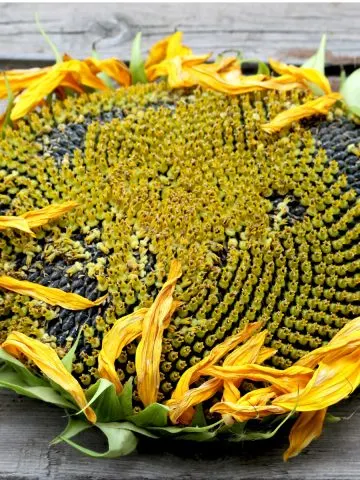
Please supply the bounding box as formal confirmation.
[283,409,327,461]
[171,321,262,401]
[0,215,34,236]
[84,57,131,86]
[274,349,360,411]
[145,32,192,69]
[0,276,107,310]
[1,331,96,423]
[262,92,342,134]
[0,68,51,98]
[135,260,182,406]
[97,308,148,393]
[269,58,332,95]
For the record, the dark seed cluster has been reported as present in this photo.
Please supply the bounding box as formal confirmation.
[0,82,359,402]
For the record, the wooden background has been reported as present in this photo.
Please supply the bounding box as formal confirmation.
[1,3,360,479]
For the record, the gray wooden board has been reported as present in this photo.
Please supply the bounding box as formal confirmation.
[1,387,360,479]
[1,2,360,479]
[0,3,360,67]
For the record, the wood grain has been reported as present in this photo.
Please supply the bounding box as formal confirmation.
[0,3,360,67]
[1,388,360,479]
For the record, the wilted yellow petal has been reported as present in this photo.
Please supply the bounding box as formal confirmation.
[97,308,148,393]
[145,32,193,69]
[0,68,51,98]
[84,57,131,87]
[135,260,182,406]
[0,201,78,236]
[203,364,313,394]
[168,377,221,424]
[274,349,360,411]
[0,276,107,310]
[1,331,96,423]
[296,316,360,369]
[171,321,262,401]
[262,92,342,134]
[0,215,34,236]
[283,409,327,461]
[21,201,78,228]
[269,58,332,95]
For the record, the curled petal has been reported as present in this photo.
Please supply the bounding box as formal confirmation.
[296,316,360,368]
[202,364,313,394]
[269,58,332,95]
[283,409,327,461]
[135,260,182,406]
[274,349,360,411]
[84,57,131,86]
[171,321,262,401]
[145,31,192,69]
[0,276,107,310]
[1,332,96,423]
[0,68,51,98]
[261,92,342,134]
[97,308,148,393]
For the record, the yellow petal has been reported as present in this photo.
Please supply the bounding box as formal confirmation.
[269,58,332,95]
[1,331,96,423]
[84,57,131,87]
[262,92,342,134]
[171,321,262,401]
[168,377,221,424]
[0,68,51,98]
[296,316,360,368]
[97,308,148,393]
[135,260,182,406]
[274,349,360,411]
[0,201,78,236]
[21,201,78,229]
[145,32,193,69]
[202,364,313,394]
[0,276,107,310]
[283,409,327,461]
[0,216,34,236]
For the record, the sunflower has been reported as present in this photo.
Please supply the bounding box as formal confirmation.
[0,32,360,461]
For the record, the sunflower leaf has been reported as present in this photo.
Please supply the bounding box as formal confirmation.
[62,326,84,373]
[118,378,134,418]
[127,402,169,427]
[35,13,62,64]
[83,378,123,422]
[0,362,75,409]
[58,419,138,458]
[302,34,327,74]
[130,32,148,84]
[340,68,360,117]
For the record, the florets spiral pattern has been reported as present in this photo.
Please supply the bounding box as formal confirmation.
[0,83,359,402]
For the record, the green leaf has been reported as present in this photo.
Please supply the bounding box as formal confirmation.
[62,327,83,373]
[302,34,327,74]
[117,378,134,418]
[191,403,207,427]
[35,13,62,64]
[127,403,169,427]
[339,68,347,90]
[229,409,295,442]
[150,419,223,437]
[325,412,342,424]
[130,32,148,84]
[341,68,360,117]
[0,364,75,409]
[51,417,91,445]
[58,418,138,458]
[99,421,158,439]
[83,379,123,422]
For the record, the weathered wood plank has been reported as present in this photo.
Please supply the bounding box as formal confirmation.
[0,3,360,66]
[1,388,360,480]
